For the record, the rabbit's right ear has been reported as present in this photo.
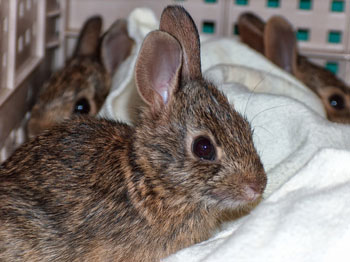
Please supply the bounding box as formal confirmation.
[159,6,202,81]
[101,19,135,74]
[264,16,298,74]
[237,12,265,55]
[135,31,182,111]
[73,16,103,57]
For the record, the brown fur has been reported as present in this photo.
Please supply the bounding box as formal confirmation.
[238,12,350,124]
[27,17,134,138]
[0,6,266,261]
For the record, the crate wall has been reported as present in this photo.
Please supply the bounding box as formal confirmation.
[46,0,66,71]
[64,0,226,57]
[0,0,66,162]
[228,0,350,52]
[66,0,225,34]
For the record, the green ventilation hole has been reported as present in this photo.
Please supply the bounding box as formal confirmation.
[267,0,280,8]
[331,0,345,12]
[299,0,312,10]
[236,0,248,5]
[202,21,215,34]
[204,0,217,3]
[233,24,239,35]
[328,31,342,43]
[296,29,309,41]
[325,62,339,74]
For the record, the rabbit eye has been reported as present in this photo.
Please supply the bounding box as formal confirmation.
[74,98,90,114]
[192,136,216,161]
[328,94,345,110]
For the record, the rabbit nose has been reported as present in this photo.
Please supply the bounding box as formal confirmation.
[243,184,263,202]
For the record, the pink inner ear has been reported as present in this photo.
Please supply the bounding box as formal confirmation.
[102,34,134,74]
[151,54,181,104]
[155,83,169,104]
[135,31,182,107]
[101,19,134,74]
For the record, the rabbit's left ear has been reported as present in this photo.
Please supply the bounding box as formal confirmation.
[264,16,298,74]
[101,19,135,74]
[135,30,182,111]
[73,16,103,57]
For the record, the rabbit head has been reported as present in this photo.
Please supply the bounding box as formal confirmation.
[27,16,134,138]
[238,13,350,124]
[133,6,267,214]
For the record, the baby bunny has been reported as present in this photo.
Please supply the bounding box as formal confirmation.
[238,12,350,123]
[27,15,134,138]
[0,6,266,262]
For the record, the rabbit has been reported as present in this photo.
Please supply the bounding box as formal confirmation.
[237,12,350,123]
[0,6,267,262]
[27,15,135,138]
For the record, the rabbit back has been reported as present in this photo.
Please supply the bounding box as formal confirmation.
[0,117,221,262]
[0,117,138,261]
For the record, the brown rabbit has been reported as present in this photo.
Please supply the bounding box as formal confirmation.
[238,12,350,123]
[27,16,134,138]
[0,6,266,262]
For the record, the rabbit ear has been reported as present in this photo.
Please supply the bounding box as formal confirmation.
[135,30,182,110]
[101,19,134,74]
[264,16,298,74]
[159,6,202,81]
[73,16,103,57]
[237,12,265,55]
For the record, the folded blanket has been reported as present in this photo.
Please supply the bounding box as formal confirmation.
[98,7,350,262]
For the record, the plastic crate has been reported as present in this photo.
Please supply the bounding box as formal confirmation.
[0,0,65,162]
[64,0,227,57]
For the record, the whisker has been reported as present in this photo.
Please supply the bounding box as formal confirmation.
[252,125,274,138]
[250,104,291,125]
[251,127,270,160]
[257,148,265,161]
[243,70,273,118]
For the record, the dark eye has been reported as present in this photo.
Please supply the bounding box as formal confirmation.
[74,98,90,114]
[192,136,216,161]
[328,94,345,110]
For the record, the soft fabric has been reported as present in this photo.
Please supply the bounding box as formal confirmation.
[98,8,350,262]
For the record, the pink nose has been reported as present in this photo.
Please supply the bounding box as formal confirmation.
[243,185,262,202]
